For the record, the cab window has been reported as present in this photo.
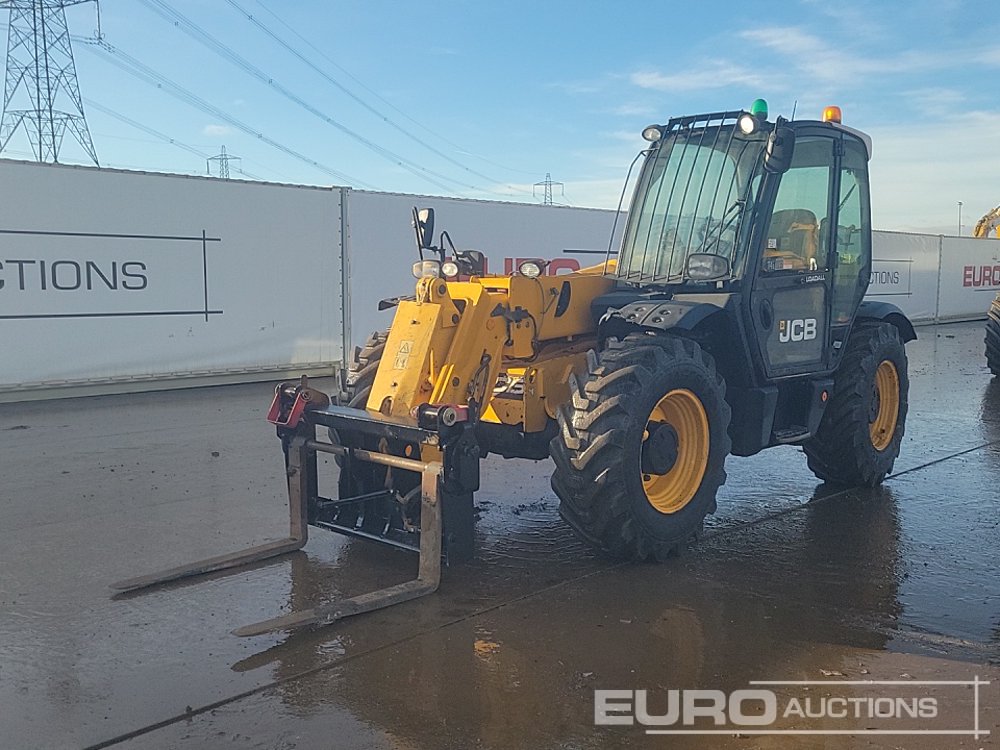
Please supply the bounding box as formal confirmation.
[830,140,871,323]
[762,137,834,273]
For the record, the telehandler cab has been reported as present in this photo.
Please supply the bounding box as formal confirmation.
[115,101,915,636]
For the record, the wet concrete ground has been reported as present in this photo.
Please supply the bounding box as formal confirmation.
[1,320,998,749]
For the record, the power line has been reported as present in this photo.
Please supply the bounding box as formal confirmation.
[136,0,479,196]
[86,108,289,180]
[84,97,262,179]
[0,0,98,164]
[249,0,538,180]
[77,36,373,187]
[86,97,208,161]
[224,0,531,196]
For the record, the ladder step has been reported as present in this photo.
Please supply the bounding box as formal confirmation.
[772,426,810,444]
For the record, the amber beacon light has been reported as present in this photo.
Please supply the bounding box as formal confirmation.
[822,105,843,123]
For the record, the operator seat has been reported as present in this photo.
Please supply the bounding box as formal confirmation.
[766,208,819,270]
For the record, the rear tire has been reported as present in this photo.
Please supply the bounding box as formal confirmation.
[986,294,1000,376]
[550,334,731,561]
[804,322,908,486]
[335,331,419,531]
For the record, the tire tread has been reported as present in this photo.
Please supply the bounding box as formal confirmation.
[550,333,731,561]
[804,323,908,486]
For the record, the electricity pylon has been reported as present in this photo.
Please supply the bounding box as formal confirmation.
[0,0,99,164]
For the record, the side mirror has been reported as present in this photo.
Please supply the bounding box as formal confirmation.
[764,126,795,174]
[413,207,435,250]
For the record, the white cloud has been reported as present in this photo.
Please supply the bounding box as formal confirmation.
[620,24,996,109]
[866,111,1000,232]
[559,177,635,210]
[800,0,888,42]
[604,129,645,144]
[202,124,233,137]
[630,63,769,92]
[609,103,658,117]
[977,47,1000,66]
[544,20,1000,231]
[744,26,911,79]
[546,78,612,95]
[738,25,963,85]
[898,87,966,117]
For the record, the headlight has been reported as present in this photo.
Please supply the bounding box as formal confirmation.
[686,253,731,280]
[441,260,460,277]
[518,260,543,278]
[737,113,758,135]
[641,125,663,142]
[412,260,441,278]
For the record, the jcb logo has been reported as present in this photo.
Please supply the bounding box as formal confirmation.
[778,318,817,343]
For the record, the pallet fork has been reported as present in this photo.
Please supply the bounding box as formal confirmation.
[111,378,477,637]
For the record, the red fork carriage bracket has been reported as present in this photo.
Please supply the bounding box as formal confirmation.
[111,399,448,638]
[266,376,331,429]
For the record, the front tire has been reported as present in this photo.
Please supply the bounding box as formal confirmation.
[804,322,908,486]
[341,330,389,409]
[986,294,1000,376]
[550,334,731,561]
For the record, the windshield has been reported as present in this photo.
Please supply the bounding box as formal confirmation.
[616,118,766,284]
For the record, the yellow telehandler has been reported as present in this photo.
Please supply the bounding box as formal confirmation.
[115,101,915,636]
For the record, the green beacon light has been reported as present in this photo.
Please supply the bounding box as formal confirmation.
[750,98,768,120]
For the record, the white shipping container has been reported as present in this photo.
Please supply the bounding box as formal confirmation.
[866,231,941,323]
[3,158,997,401]
[937,235,1000,320]
[0,160,345,399]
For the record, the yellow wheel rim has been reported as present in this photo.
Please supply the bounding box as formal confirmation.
[642,389,710,514]
[870,360,900,451]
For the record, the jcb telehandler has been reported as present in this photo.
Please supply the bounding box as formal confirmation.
[115,101,915,636]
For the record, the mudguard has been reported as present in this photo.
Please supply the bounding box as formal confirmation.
[599,299,724,337]
[856,301,917,343]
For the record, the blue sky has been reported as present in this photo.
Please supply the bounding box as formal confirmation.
[4,0,997,234]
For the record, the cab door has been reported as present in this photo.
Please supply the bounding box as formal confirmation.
[827,138,873,365]
[749,134,836,378]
